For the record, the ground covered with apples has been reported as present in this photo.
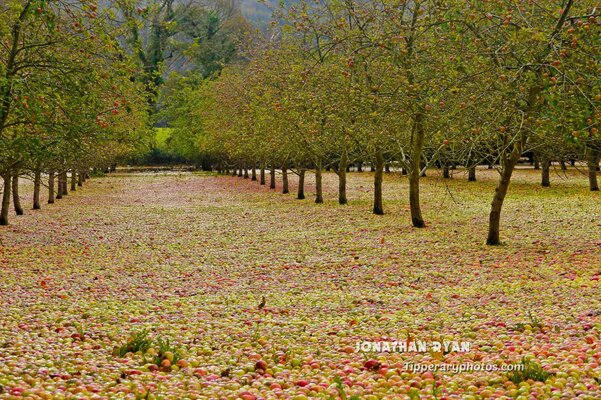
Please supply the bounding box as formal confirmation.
[0,169,600,400]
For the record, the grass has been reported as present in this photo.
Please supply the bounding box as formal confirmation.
[115,329,153,357]
[152,336,183,367]
[154,127,173,148]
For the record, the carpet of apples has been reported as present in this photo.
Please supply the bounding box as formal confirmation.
[0,168,600,399]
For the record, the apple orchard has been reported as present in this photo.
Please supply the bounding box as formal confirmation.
[0,0,600,400]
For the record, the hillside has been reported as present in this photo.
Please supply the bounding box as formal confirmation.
[240,0,299,29]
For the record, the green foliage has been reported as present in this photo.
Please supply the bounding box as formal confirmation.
[507,358,552,384]
[115,329,184,367]
[152,337,183,367]
[0,0,150,194]
[154,0,599,244]
[155,128,172,148]
[116,329,153,357]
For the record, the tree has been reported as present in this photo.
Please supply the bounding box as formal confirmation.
[455,0,599,244]
[0,0,149,225]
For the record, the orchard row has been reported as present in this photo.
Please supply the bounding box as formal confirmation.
[0,0,150,225]
[162,0,600,245]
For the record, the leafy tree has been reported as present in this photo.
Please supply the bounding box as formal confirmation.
[458,0,599,244]
[0,0,149,225]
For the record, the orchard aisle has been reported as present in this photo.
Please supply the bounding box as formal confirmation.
[0,171,600,399]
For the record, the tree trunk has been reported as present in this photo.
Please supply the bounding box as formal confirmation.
[541,158,551,187]
[373,150,384,215]
[56,172,63,199]
[244,166,249,179]
[560,160,567,170]
[338,151,347,205]
[588,148,599,191]
[443,165,450,179]
[409,174,424,227]
[385,164,391,173]
[48,171,55,204]
[315,160,323,204]
[33,169,41,210]
[0,173,11,225]
[78,170,84,186]
[357,162,363,172]
[487,143,523,245]
[61,171,68,196]
[251,164,257,181]
[238,166,243,177]
[270,166,276,189]
[282,166,289,194]
[409,114,426,228]
[533,154,540,170]
[297,169,306,199]
[260,166,266,185]
[468,166,476,182]
[12,173,23,215]
[401,168,408,176]
[487,82,544,245]
[70,170,77,191]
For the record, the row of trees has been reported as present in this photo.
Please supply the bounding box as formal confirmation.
[0,0,150,225]
[1,0,254,225]
[162,0,600,245]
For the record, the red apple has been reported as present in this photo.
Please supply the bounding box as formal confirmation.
[364,359,381,371]
[255,360,267,371]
